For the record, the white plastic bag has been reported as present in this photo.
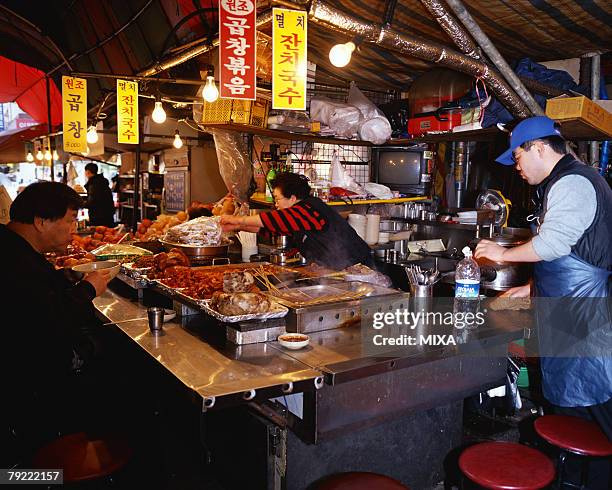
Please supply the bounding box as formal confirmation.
[348,82,392,144]
[329,151,365,194]
[310,97,362,139]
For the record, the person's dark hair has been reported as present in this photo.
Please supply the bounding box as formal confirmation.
[520,136,567,155]
[271,172,311,200]
[188,207,213,220]
[85,162,98,174]
[10,181,83,224]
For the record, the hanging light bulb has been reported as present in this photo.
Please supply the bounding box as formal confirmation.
[53,149,59,160]
[202,75,219,103]
[173,129,183,149]
[44,147,52,161]
[151,100,166,124]
[86,125,99,144]
[329,41,356,68]
[26,150,34,162]
[36,148,44,160]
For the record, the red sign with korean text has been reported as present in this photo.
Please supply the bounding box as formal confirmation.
[219,0,257,100]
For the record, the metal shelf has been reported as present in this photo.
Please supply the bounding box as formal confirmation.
[200,123,373,146]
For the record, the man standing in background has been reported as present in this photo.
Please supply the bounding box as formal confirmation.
[84,162,115,227]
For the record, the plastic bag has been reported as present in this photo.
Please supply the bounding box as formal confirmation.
[364,183,393,199]
[163,216,223,246]
[206,128,253,203]
[310,97,362,138]
[329,150,365,194]
[348,82,392,144]
[343,264,393,288]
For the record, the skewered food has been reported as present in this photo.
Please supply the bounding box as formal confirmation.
[210,292,271,316]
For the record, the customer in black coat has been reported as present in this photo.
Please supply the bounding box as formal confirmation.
[0,182,111,466]
[84,163,115,227]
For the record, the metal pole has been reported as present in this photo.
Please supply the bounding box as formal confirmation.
[443,0,543,116]
[589,54,601,168]
[132,118,142,232]
[45,76,54,181]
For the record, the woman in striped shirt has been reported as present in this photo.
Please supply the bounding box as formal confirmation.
[220,173,372,269]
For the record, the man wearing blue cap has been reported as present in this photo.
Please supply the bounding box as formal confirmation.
[476,116,612,486]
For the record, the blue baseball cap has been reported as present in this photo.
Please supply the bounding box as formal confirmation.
[496,116,562,165]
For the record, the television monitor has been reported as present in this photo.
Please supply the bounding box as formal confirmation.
[370,146,431,195]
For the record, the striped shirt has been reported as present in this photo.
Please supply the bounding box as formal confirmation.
[259,201,327,235]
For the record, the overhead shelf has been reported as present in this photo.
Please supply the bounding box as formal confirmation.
[201,120,609,149]
[199,123,372,146]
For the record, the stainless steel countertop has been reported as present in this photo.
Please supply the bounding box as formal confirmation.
[94,290,322,403]
[94,286,529,398]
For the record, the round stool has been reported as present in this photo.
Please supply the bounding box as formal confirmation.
[313,471,409,490]
[459,441,555,490]
[534,415,612,487]
[32,431,133,483]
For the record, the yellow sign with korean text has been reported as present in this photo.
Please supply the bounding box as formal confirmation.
[117,79,139,144]
[272,8,307,110]
[62,76,87,153]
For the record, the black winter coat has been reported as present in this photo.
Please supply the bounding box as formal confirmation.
[85,174,115,227]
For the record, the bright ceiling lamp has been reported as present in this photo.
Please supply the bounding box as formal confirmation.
[329,41,356,68]
[151,100,166,124]
[26,150,34,162]
[36,148,43,160]
[202,73,219,103]
[173,129,183,149]
[44,147,52,161]
[52,149,59,160]
[86,125,99,144]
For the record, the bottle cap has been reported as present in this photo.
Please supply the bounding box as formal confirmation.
[462,246,472,257]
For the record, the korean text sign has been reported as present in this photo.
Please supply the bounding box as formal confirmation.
[219,0,257,100]
[117,79,139,144]
[272,8,307,110]
[62,76,87,153]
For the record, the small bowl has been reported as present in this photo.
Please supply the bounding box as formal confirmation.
[278,333,310,350]
[72,260,121,279]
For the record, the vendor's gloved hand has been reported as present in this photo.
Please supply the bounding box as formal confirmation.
[499,283,531,298]
[474,239,507,263]
[84,270,111,296]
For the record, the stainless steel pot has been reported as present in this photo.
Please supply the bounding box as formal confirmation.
[159,238,232,259]
[270,249,307,266]
[272,235,292,249]
[471,234,532,290]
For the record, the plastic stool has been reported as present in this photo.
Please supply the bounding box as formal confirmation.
[459,441,555,489]
[534,415,612,488]
[313,471,409,490]
[32,431,133,483]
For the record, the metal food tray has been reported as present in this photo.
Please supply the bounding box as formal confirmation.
[199,300,288,323]
[121,262,152,281]
[281,281,410,334]
[263,284,356,308]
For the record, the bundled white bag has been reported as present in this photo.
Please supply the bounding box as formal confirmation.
[329,151,365,195]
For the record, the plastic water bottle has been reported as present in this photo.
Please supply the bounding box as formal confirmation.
[454,246,480,320]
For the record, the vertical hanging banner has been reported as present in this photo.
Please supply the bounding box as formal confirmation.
[219,0,257,100]
[117,79,139,144]
[272,8,307,110]
[62,76,87,153]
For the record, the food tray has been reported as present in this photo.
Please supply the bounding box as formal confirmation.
[121,262,152,277]
[263,284,364,308]
[199,300,288,323]
[92,243,153,262]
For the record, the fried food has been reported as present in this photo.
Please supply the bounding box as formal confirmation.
[210,292,271,316]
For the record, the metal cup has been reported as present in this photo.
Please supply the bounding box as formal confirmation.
[147,307,164,335]
[410,284,433,298]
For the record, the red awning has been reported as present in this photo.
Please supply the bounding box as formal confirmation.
[0,56,62,126]
[0,124,48,163]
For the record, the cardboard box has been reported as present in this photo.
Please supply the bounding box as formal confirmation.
[0,185,12,224]
[162,148,189,168]
[546,96,612,138]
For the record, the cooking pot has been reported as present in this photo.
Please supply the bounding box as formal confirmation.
[270,249,307,266]
[471,234,532,291]
[273,235,292,249]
